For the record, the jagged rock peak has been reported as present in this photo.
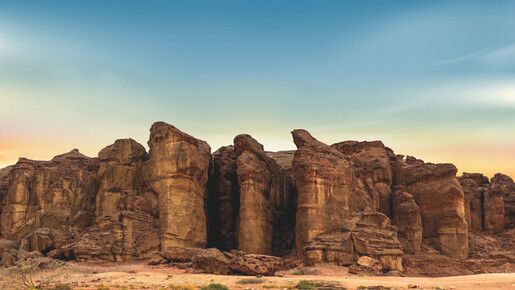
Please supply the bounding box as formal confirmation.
[98,138,148,164]
[51,148,91,161]
[149,121,210,152]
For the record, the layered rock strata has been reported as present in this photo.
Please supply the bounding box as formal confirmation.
[291,130,372,254]
[143,122,211,249]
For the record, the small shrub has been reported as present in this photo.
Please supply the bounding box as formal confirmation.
[97,284,110,290]
[169,284,197,290]
[292,269,304,275]
[237,278,264,284]
[53,283,73,290]
[295,280,316,290]
[201,283,229,290]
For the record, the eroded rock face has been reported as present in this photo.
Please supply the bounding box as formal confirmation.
[291,130,371,253]
[332,141,393,215]
[392,161,468,259]
[490,174,515,229]
[458,173,489,232]
[483,174,507,233]
[0,150,99,242]
[143,122,211,249]
[392,191,422,254]
[303,212,404,271]
[207,135,296,256]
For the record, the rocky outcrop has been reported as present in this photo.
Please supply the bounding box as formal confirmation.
[0,150,99,243]
[228,251,283,276]
[304,233,355,266]
[459,173,489,232]
[208,135,296,256]
[332,141,393,215]
[304,212,404,271]
[291,130,371,254]
[392,191,422,253]
[392,160,468,259]
[143,122,211,249]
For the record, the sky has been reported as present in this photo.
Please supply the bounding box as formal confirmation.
[0,0,514,179]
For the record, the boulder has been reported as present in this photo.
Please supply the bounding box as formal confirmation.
[291,130,371,253]
[143,122,211,249]
[304,233,354,266]
[357,255,382,271]
[191,248,230,275]
[229,252,283,276]
[351,213,404,271]
[161,246,205,262]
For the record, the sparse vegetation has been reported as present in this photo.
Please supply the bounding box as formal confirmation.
[53,283,73,290]
[168,284,197,290]
[237,278,265,284]
[295,280,316,290]
[97,284,110,290]
[292,269,304,275]
[200,283,229,290]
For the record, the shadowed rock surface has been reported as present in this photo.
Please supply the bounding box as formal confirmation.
[207,135,296,256]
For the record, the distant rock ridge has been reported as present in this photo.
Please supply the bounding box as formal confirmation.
[0,121,513,274]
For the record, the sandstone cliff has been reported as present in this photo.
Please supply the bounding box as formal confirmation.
[143,122,211,249]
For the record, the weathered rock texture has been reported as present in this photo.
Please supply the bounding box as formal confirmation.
[207,135,296,256]
[391,159,468,259]
[332,141,393,216]
[0,122,513,273]
[392,191,422,254]
[143,122,211,249]
[291,130,371,254]
[65,139,159,261]
[1,150,99,244]
[458,173,489,232]
[491,174,515,229]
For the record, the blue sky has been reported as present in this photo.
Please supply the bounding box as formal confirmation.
[0,0,514,177]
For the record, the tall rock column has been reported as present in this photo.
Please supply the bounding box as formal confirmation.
[234,134,296,255]
[144,122,211,249]
[291,130,371,254]
[207,135,296,256]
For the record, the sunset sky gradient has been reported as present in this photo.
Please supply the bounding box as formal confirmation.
[1,0,514,178]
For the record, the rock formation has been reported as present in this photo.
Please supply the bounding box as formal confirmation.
[332,141,393,216]
[143,122,211,249]
[1,150,99,246]
[459,173,489,232]
[0,121,512,275]
[392,159,468,259]
[392,191,422,253]
[291,130,372,254]
[208,135,296,256]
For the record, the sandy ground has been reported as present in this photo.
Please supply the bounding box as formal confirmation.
[19,261,515,290]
